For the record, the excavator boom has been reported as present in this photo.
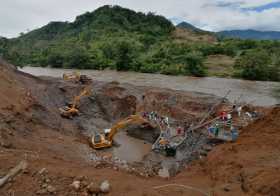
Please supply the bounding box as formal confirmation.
[59,86,91,118]
[92,115,151,149]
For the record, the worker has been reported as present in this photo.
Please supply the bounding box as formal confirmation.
[142,112,148,119]
[227,113,232,120]
[220,111,227,121]
[176,127,183,135]
[215,126,219,137]
[164,116,169,126]
[237,106,242,117]
[230,126,238,141]
[208,126,219,137]
[226,113,232,126]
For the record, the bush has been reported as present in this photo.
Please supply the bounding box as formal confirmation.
[182,51,206,76]
[160,64,184,75]
[139,63,161,73]
[114,40,140,71]
[47,52,64,67]
[65,48,92,69]
[235,49,280,81]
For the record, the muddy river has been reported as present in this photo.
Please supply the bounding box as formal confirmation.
[20,66,279,106]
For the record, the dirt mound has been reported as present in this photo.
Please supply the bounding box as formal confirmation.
[184,106,280,196]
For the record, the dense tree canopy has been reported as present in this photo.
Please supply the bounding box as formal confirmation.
[0,5,279,81]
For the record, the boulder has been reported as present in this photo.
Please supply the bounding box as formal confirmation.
[100,180,110,193]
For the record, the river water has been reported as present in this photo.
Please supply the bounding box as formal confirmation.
[20,66,279,106]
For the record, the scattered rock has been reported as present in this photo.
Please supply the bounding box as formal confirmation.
[76,175,86,181]
[158,168,170,178]
[222,184,231,192]
[113,166,118,171]
[0,138,12,148]
[46,185,56,194]
[199,150,208,156]
[70,180,81,190]
[44,178,51,183]
[81,180,89,188]
[36,189,47,195]
[203,145,213,152]
[38,168,47,175]
[100,180,110,193]
[87,182,100,194]
[80,191,90,196]
[23,169,29,174]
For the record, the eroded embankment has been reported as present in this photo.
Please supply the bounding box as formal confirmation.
[1,60,280,196]
[0,59,225,171]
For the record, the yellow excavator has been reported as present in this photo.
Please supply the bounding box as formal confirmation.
[63,72,92,84]
[91,115,151,149]
[59,87,91,118]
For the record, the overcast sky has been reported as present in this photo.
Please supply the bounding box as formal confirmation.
[1,0,280,38]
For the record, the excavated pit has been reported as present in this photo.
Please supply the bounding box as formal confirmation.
[1,62,226,176]
[42,79,225,174]
[1,61,279,195]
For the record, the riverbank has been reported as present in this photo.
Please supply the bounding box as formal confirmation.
[1,60,280,196]
[20,66,279,106]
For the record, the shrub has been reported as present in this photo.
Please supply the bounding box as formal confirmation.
[235,49,280,81]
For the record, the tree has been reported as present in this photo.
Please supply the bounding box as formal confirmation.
[65,48,92,69]
[182,51,205,76]
[235,49,279,81]
[47,51,64,68]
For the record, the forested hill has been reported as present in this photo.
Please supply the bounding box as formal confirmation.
[0,5,279,81]
[0,5,175,70]
[17,5,174,41]
[217,30,280,40]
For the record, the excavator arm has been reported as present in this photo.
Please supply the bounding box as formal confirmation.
[59,86,91,118]
[92,115,150,149]
[71,87,91,109]
[107,115,149,141]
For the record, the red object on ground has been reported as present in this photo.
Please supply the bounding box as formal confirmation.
[177,127,183,135]
[220,111,227,121]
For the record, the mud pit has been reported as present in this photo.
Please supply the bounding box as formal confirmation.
[0,60,225,176]
[113,131,151,162]
[30,76,225,176]
[2,60,280,196]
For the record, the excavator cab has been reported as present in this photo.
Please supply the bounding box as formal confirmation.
[93,134,102,143]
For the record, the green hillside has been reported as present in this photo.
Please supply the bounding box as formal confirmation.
[0,5,279,81]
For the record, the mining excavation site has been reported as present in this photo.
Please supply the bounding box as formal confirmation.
[1,59,280,196]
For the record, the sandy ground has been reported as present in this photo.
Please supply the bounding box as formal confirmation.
[0,60,280,196]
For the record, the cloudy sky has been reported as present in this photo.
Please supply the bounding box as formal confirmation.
[1,0,280,38]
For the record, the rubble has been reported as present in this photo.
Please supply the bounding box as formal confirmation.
[46,185,56,193]
[70,180,81,190]
[87,182,100,194]
[100,180,110,193]
[158,168,170,178]
[1,60,278,195]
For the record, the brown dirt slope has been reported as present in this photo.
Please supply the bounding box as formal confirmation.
[0,59,280,196]
[182,106,280,196]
